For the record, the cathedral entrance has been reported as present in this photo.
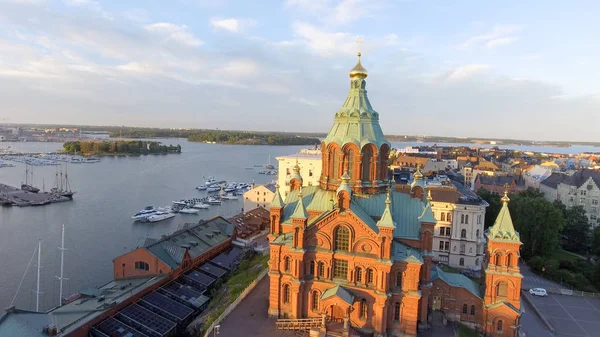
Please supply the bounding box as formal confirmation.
[432,296,442,310]
[327,305,346,322]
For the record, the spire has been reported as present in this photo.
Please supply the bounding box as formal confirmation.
[269,184,285,209]
[290,161,302,182]
[336,170,352,196]
[291,190,309,219]
[487,184,521,242]
[377,185,395,229]
[419,188,436,223]
[414,165,424,180]
[411,165,426,190]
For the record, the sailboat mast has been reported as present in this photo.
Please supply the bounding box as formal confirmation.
[57,225,67,306]
[35,240,41,311]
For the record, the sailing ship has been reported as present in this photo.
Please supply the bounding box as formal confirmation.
[21,164,40,193]
[51,165,76,199]
[265,154,275,170]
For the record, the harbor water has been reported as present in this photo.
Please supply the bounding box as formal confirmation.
[0,139,597,312]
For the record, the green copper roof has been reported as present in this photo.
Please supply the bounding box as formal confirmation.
[290,191,309,219]
[376,192,396,229]
[431,266,481,298]
[487,197,521,243]
[418,201,436,224]
[393,241,423,263]
[269,186,285,209]
[321,285,355,305]
[323,75,389,150]
[336,172,352,196]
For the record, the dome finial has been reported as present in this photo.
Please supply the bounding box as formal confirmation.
[501,183,510,204]
[349,39,368,79]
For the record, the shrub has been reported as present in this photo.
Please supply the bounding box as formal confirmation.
[559,260,575,271]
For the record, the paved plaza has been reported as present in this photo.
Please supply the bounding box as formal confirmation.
[528,294,600,337]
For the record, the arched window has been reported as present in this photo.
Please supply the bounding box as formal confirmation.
[476,229,480,239]
[461,214,465,224]
[345,149,355,178]
[459,258,464,266]
[447,213,452,222]
[495,253,502,266]
[507,253,515,267]
[441,213,446,221]
[469,247,473,253]
[331,147,340,181]
[318,262,325,278]
[309,261,315,276]
[461,229,467,238]
[396,271,402,288]
[475,258,480,266]
[283,284,291,303]
[497,282,508,297]
[360,299,367,319]
[135,261,149,271]
[462,304,467,314]
[470,305,475,315]
[393,302,401,322]
[465,215,469,224]
[334,226,350,251]
[366,268,374,285]
[284,256,291,272]
[361,146,372,181]
[497,320,503,332]
[356,268,363,283]
[312,291,319,311]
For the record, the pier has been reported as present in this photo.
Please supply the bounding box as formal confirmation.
[0,184,70,207]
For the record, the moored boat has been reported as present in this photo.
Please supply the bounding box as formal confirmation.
[147,211,176,222]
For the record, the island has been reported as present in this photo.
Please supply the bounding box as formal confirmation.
[63,140,181,155]
[187,131,321,146]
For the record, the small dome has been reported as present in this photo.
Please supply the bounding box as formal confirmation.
[349,53,368,79]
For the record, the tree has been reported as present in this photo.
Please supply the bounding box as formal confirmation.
[592,226,600,258]
[510,195,565,259]
[477,188,502,229]
[562,206,591,254]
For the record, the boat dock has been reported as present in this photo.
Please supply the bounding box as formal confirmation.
[0,184,71,206]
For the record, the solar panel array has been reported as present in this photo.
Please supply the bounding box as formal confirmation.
[185,270,216,286]
[119,304,176,337]
[93,317,149,337]
[142,292,194,321]
[198,263,227,278]
[161,281,204,304]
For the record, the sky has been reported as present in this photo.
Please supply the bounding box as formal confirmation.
[0,0,599,142]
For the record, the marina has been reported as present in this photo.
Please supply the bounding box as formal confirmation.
[0,183,71,206]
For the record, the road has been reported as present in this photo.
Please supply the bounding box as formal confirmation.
[520,296,553,337]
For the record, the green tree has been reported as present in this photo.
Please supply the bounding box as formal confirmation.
[510,195,564,259]
[562,205,591,254]
[477,188,502,229]
[592,226,600,257]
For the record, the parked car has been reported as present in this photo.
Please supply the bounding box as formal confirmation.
[529,288,548,297]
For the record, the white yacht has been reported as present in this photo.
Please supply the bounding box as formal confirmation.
[172,200,188,207]
[158,206,174,213]
[206,185,221,192]
[131,211,156,221]
[196,185,208,191]
[192,203,210,209]
[179,207,200,214]
[222,193,238,200]
[147,211,176,222]
[207,197,222,205]
[204,176,216,186]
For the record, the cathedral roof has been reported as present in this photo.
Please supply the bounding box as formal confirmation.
[393,241,423,263]
[269,185,285,209]
[486,190,521,243]
[280,186,425,239]
[376,191,396,229]
[321,285,355,305]
[431,266,481,299]
[418,189,436,223]
[290,191,309,219]
[323,54,389,150]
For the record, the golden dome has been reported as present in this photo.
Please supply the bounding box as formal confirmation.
[349,52,368,79]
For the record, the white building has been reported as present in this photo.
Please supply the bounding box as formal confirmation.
[522,165,553,189]
[428,180,488,271]
[243,184,276,211]
[276,148,322,197]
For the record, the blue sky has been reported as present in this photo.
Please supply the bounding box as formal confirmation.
[0,0,598,141]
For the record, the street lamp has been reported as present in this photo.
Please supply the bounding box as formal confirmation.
[213,325,220,337]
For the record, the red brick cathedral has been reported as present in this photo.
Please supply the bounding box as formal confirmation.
[268,54,522,337]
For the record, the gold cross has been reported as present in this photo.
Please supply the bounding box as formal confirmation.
[356,36,364,56]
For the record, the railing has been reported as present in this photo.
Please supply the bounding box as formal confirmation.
[275,318,323,331]
[523,284,600,298]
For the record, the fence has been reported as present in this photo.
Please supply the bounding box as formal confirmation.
[275,318,322,331]
[524,284,600,298]
[202,268,269,337]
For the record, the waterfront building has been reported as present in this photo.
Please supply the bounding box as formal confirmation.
[267,54,520,336]
[244,184,276,211]
[276,148,322,195]
[428,181,488,271]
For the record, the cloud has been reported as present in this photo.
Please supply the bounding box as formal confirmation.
[286,0,381,25]
[210,18,240,32]
[443,64,490,83]
[485,37,518,48]
[144,22,203,47]
[292,22,357,57]
[219,59,261,78]
[457,25,522,49]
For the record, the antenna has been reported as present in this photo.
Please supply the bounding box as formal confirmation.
[56,225,68,306]
[34,240,42,311]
